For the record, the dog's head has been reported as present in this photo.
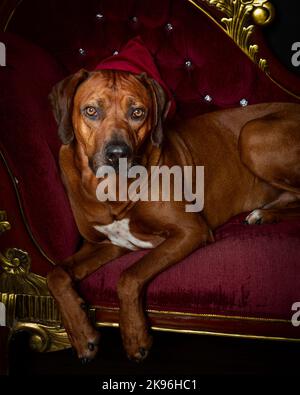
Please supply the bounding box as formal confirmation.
[49,69,170,173]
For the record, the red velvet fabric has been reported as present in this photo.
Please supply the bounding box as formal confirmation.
[79,214,300,320]
[0,147,53,275]
[7,0,300,121]
[0,32,81,263]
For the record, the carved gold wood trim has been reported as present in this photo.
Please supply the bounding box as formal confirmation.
[0,292,70,352]
[0,210,70,352]
[14,322,70,352]
[188,0,274,72]
[188,0,300,100]
[212,0,274,72]
[0,210,11,234]
[93,305,292,324]
[0,210,49,296]
[96,322,300,343]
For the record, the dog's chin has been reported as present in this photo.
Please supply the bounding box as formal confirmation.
[111,159,135,175]
[90,157,138,175]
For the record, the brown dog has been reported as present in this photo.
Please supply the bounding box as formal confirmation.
[47,69,300,363]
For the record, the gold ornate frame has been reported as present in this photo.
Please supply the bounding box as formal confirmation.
[1,0,300,353]
[189,0,274,72]
[0,210,70,351]
[188,0,300,99]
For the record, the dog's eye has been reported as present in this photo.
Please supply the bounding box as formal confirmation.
[131,108,145,120]
[84,106,98,119]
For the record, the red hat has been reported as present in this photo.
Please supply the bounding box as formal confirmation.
[95,36,176,118]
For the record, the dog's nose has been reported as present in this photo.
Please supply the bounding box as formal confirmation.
[105,144,131,163]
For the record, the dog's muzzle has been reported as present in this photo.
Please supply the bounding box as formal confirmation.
[89,143,133,174]
[104,143,132,170]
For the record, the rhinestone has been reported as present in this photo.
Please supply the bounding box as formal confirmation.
[204,94,212,103]
[78,48,86,56]
[132,16,138,23]
[185,60,192,69]
[113,50,119,56]
[240,98,248,107]
[96,13,104,20]
[166,23,173,31]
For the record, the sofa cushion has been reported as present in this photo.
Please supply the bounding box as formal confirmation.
[79,214,300,321]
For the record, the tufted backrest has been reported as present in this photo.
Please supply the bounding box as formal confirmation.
[1,0,299,267]
[8,0,299,119]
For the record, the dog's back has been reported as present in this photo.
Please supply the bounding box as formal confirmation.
[165,102,300,228]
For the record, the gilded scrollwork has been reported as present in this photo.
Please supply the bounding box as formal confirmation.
[1,247,30,275]
[0,210,11,234]
[14,322,70,352]
[0,247,49,296]
[189,0,275,72]
[0,210,70,352]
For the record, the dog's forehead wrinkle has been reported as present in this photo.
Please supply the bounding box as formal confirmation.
[81,73,149,112]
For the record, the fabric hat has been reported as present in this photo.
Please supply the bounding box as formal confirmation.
[94,36,176,118]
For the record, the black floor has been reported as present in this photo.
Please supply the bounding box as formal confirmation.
[8,327,300,376]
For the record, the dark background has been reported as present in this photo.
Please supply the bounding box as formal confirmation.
[265,0,300,76]
[8,328,300,376]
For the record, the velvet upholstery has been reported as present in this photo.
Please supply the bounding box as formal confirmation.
[80,214,300,320]
[0,0,300,338]
[0,32,80,272]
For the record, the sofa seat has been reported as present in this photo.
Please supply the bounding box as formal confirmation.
[79,214,300,339]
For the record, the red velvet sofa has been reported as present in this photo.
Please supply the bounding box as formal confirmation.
[0,0,300,352]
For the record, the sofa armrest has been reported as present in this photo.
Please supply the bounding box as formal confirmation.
[0,32,81,269]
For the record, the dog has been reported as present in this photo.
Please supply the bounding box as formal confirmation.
[47,68,300,363]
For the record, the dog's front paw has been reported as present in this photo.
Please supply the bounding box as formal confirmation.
[244,209,278,225]
[119,317,153,362]
[61,304,101,362]
[77,332,100,363]
[125,334,153,363]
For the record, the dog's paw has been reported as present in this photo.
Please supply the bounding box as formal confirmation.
[119,317,153,363]
[62,310,100,362]
[244,209,278,225]
[75,331,100,362]
[124,333,153,363]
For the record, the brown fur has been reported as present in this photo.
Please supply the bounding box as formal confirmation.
[47,69,300,362]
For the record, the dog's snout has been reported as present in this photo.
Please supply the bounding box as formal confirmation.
[105,144,132,163]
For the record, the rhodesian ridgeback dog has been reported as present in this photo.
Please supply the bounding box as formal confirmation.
[47,69,300,363]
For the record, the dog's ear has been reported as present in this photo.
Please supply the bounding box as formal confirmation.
[138,73,171,146]
[49,69,90,145]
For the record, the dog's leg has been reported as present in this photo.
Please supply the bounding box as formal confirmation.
[245,206,300,224]
[240,110,300,224]
[239,108,300,196]
[47,241,127,362]
[117,215,212,362]
[245,191,300,224]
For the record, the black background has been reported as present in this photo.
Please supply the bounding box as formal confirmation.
[265,0,300,76]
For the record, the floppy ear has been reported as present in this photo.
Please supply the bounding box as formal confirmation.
[49,69,90,144]
[138,73,171,146]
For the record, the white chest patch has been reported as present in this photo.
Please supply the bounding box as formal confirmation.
[94,218,154,251]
